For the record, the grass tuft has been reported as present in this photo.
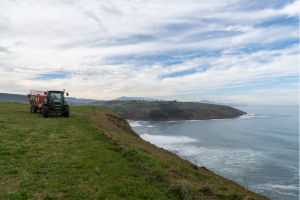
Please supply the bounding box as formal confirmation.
[169,181,193,200]
[43,194,56,200]
[199,186,214,196]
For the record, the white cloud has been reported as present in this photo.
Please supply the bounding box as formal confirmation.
[0,0,298,104]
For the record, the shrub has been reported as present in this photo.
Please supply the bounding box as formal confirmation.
[170,182,193,200]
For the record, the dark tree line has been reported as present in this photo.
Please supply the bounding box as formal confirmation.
[149,102,183,118]
[149,109,169,118]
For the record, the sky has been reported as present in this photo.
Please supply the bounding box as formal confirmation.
[0,0,299,105]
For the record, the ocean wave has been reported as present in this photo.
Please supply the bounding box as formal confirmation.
[140,134,198,144]
[139,133,265,176]
[177,147,265,175]
[129,121,145,127]
[147,125,155,127]
[237,114,271,119]
[251,183,299,197]
[271,184,299,190]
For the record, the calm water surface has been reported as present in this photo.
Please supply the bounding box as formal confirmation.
[129,105,299,200]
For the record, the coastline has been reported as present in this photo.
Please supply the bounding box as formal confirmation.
[128,105,300,199]
[126,113,246,122]
[0,102,269,199]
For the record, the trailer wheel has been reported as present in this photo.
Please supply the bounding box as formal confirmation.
[43,106,49,118]
[33,106,38,113]
[64,107,69,118]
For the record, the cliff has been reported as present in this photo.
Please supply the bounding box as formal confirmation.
[88,101,246,121]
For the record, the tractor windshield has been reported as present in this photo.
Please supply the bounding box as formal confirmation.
[49,92,63,101]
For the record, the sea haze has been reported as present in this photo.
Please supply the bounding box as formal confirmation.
[129,105,299,200]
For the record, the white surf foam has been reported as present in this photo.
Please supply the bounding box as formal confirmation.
[178,147,264,175]
[147,125,155,127]
[252,183,299,197]
[271,184,299,190]
[140,134,197,145]
[139,134,264,176]
[238,114,270,119]
[129,121,145,127]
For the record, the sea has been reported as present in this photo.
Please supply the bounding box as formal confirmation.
[129,105,299,200]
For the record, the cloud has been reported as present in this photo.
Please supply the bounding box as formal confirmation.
[81,9,107,31]
[228,88,299,104]
[0,0,298,104]
[0,46,11,54]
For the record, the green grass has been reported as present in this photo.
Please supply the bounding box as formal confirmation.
[0,102,268,200]
[0,103,176,199]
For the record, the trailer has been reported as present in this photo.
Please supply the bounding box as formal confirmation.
[28,90,69,118]
[28,90,46,114]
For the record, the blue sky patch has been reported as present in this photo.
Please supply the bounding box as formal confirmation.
[32,73,68,80]
[257,16,298,28]
[162,68,197,79]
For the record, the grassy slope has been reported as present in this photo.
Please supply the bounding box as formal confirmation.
[86,101,246,121]
[0,102,267,200]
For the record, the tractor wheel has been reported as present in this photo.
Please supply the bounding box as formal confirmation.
[33,106,38,113]
[43,106,49,118]
[64,107,69,118]
[30,106,33,113]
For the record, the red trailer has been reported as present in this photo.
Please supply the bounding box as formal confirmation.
[28,90,47,113]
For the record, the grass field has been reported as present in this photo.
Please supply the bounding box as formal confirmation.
[0,102,267,199]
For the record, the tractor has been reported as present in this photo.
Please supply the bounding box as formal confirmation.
[28,90,70,118]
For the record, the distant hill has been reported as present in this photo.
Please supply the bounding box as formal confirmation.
[113,96,166,102]
[0,93,106,104]
[65,97,106,103]
[0,93,29,104]
[112,97,246,106]
[0,93,245,106]
[198,100,246,106]
[88,101,246,121]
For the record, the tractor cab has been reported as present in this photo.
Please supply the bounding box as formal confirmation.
[42,90,69,118]
[48,91,64,105]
